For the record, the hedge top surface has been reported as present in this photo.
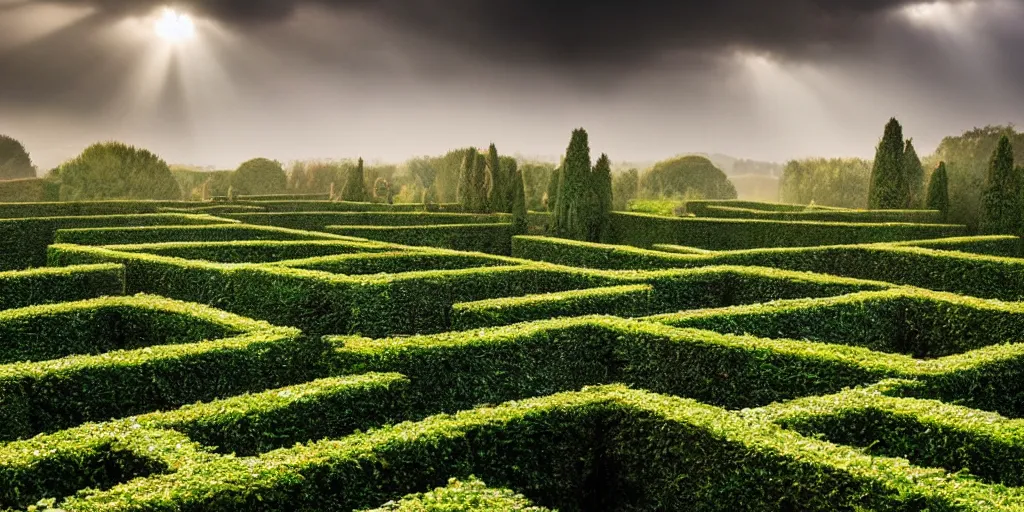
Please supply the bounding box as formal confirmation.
[55,385,1024,511]
[612,210,966,228]
[0,293,276,334]
[0,262,123,281]
[0,212,234,224]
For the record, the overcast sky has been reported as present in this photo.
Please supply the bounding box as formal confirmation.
[1,0,1022,170]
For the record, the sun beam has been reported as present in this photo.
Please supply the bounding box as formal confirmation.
[154,8,194,42]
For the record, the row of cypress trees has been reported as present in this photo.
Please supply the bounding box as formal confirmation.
[550,128,613,242]
[456,144,528,231]
[868,118,950,219]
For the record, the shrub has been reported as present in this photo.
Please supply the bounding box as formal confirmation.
[0,264,124,310]
[54,142,181,200]
[275,250,517,275]
[223,212,510,232]
[0,134,36,180]
[361,477,552,512]
[640,155,737,200]
[926,162,951,222]
[109,240,393,263]
[698,205,945,224]
[231,158,287,196]
[452,284,655,329]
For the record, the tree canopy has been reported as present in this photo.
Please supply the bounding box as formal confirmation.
[639,155,736,200]
[55,142,180,200]
[0,135,35,181]
[232,158,287,196]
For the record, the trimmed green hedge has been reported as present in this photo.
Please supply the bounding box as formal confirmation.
[53,223,349,246]
[274,250,518,275]
[224,212,511,232]
[326,223,516,255]
[683,199,846,215]
[333,314,1024,418]
[140,372,411,456]
[513,235,1024,301]
[607,211,967,249]
[646,288,1024,358]
[746,382,1024,488]
[107,240,395,263]
[54,386,1024,511]
[452,284,655,329]
[450,266,888,330]
[0,306,329,441]
[0,264,124,310]
[0,201,198,219]
[360,477,552,512]
[0,373,409,510]
[0,213,229,269]
[223,200,462,213]
[235,193,331,201]
[701,205,946,224]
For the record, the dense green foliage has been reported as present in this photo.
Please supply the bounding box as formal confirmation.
[930,125,1024,231]
[0,135,36,180]
[231,158,287,196]
[520,161,554,211]
[606,211,964,250]
[55,142,181,201]
[550,129,611,242]
[697,205,944,224]
[457,149,490,213]
[612,168,640,211]
[485,144,510,212]
[639,155,737,201]
[981,136,1021,235]
[363,477,552,512]
[0,177,60,202]
[868,118,910,209]
[325,223,515,255]
[0,264,124,310]
[926,162,951,221]
[904,139,926,208]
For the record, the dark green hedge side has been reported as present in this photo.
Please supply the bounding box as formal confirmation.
[275,250,517,275]
[0,264,124,310]
[0,327,331,441]
[701,205,945,224]
[224,212,511,232]
[607,211,967,249]
[48,244,360,335]
[345,265,618,337]
[0,213,229,269]
[56,387,1015,512]
[107,240,393,263]
[332,317,893,412]
[225,201,461,213]
[513,236,1024,301]
[450,266,887,330]
[142,373,411,456]
[451,284,656,329]
[0,201,199,219]
[53,224,348,246]
[887,235,1023,257]
[235,193,332,201]
[648,288,1024,359]
[326,223,516,255]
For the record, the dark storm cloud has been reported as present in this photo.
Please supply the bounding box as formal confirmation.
[38,0,985,67]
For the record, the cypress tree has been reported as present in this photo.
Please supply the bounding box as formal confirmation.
[546,166,561,212]
[552,128,592,240]
[457,148,484,212]
[474,152,490,212]
[904,139,925,209]
[925,162,950,221]
[510,165,528,234]
[486,144,509,212]
[591,153,613,242]
[868,118,909,209]
[342,158,368,202]
[982,136,1021,234]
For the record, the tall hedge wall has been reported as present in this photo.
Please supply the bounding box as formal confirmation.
[0,264,124,310]
[607,211,967,249]
[701,205,945,224]
[0,213,229,269]
[326,223,515,255]
[224,212,511,232]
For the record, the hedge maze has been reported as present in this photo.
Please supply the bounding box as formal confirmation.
[6,199,1024,510]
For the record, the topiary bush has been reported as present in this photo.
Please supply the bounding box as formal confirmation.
[54,142,181,200]
[231,158,288,196]
[640,155,737,201]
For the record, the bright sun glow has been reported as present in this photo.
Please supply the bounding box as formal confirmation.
[154,8,195,42]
